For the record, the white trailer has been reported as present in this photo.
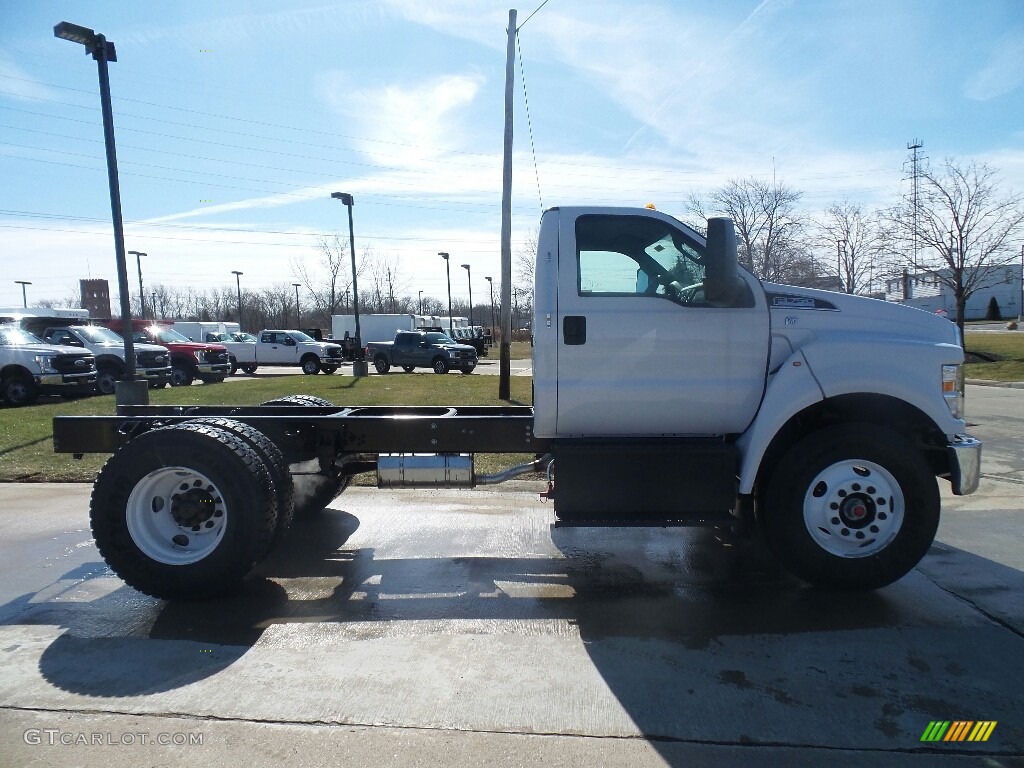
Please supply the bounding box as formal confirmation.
[331,314,420,344]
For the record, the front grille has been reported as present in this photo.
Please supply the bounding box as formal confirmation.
[325,347,343,360]
[137,351,169,368]
[53,354,95,374]
[202,349,228,365]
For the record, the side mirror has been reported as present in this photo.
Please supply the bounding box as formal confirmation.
[704,217,740,306]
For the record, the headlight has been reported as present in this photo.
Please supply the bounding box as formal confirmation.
[33,354,58,373]
[942,364,964,420]
[193,350,203,363]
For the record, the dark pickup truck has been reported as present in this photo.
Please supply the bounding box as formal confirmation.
[366,330,478,374]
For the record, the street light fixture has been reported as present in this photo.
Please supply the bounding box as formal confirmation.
[54,21,144,404]
[485,276,495,335]
[439,252,453,335]
[128,250,146,319]
[461,263,473,332]
[292,283,302,328]
[232,271,243,329]
[14,281,31,308]
[331,192,366,376]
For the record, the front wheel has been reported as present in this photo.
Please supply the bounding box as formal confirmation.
[762,424,939,590]
[432,358,449,374]
[96,368,119,396]
[461,365,476,374]
[374,356,391,375]
[170,366,194,387]
[2,375,38,407]
[240,364,258,375]
[301,357,321,375]
[321,365,338,375]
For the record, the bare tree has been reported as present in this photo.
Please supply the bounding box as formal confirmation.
[885,157,1024,337]
[292,234,359,326]
[688,177,806,283]
[815,200,886,294]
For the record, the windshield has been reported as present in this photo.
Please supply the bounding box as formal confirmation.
[0,327,45,345]
[231,332,257,342]
[75,326,123,344]
[289,331,314,343]
[425,332,455,345]
[150,326,192,343]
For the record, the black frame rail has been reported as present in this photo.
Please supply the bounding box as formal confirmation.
[53,405,547,457]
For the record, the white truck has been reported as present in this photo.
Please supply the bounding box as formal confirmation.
[1,326,97,405]
[221,329,345,375]
[53,208,980,600]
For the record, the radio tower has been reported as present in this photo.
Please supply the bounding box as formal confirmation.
[905,140,925,288]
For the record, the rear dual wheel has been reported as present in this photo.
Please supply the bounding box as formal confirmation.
[90,422,280,601]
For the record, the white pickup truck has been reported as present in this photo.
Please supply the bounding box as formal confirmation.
[1,326,97,405]
[54,207,980,599]
[217,329,346,375]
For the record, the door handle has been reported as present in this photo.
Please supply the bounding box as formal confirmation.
[563,315,586,345]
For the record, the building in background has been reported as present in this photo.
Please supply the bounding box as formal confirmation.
[79,279,111,319]
[885,265,1022,321]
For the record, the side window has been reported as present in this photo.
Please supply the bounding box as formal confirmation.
[576,214,709,306]
[260,332,273,343]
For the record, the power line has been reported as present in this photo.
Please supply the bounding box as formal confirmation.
[518,0,553,29]
[516,31,544,213]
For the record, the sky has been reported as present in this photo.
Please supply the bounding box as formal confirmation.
[0,0,1022,311]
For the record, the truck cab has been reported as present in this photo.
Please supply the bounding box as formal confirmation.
[256,330,345,374]
[1,326,96,406]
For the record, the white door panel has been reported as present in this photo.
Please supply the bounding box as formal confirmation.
[555,210,769,437]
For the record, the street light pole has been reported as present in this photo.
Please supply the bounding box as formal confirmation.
[461,263,473,332]
[232,271,243,329]
[485,276,495,334]
[128,250,146,319]
[292,283,302,328]
[331,192,366,376]
[418,290,423,316]
[439,252,453,335]
[54,21,143,404]
[1019,244,1023,323]
[836,239,848,293]
[14,281,31,308]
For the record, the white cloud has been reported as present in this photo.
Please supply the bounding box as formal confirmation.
[964,32,1024,101]
[0,56,61,102]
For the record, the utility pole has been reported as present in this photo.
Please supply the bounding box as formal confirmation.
[498,8,517,400]
[906,140,925,297]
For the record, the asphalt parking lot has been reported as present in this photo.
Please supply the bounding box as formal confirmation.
[0,385,1021,767]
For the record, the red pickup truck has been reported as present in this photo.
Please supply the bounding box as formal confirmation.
[101,319,231,386]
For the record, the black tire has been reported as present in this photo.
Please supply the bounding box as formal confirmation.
[96,367,119,396]
[261,394,334,407]
[461,366,475,374]
[229,356,239,375]
[374,356,391,374]
[3,375,38,407]
[148,380,168,389]
[762,423,939,590]
[89,423,278,600]
[321,366,338,375]
[199,375,226,384]
[170,366,194,387]
[401,365,415,373]
[241,364,259,375]
[432,357,449,374]
[293,472,352,517]
[185,418,295,549]
[301,356,321,375]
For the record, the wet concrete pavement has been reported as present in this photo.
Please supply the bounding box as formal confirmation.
[0,479,1021,767]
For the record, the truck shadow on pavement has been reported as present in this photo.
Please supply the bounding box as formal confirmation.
[14,504,1024,758]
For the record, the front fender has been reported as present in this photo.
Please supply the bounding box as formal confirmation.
[737,350,822,494]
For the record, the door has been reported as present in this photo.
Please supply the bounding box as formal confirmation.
[259,332,295,364]
[556,211,770,437]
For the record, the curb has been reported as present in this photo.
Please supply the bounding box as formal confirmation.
[966,379,1024,389]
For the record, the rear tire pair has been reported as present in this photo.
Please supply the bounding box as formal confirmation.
[90,396,341,601]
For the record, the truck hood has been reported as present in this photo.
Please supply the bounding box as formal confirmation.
[763,283,961,347]
[438,343,477,353]
[163,341,228,352]
[94,341,167,354]
[2,342,89,356]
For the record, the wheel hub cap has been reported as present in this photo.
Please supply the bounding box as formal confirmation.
[803,460,904,558]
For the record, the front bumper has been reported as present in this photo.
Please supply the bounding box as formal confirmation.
[948,434,982,495]
[197,363,230,375]
[36,372,97,395]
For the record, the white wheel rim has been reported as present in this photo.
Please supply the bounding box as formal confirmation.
[802,459,904,558]
[126,467,227,565]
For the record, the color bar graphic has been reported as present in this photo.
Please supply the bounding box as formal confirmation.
[920,721,996,743]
